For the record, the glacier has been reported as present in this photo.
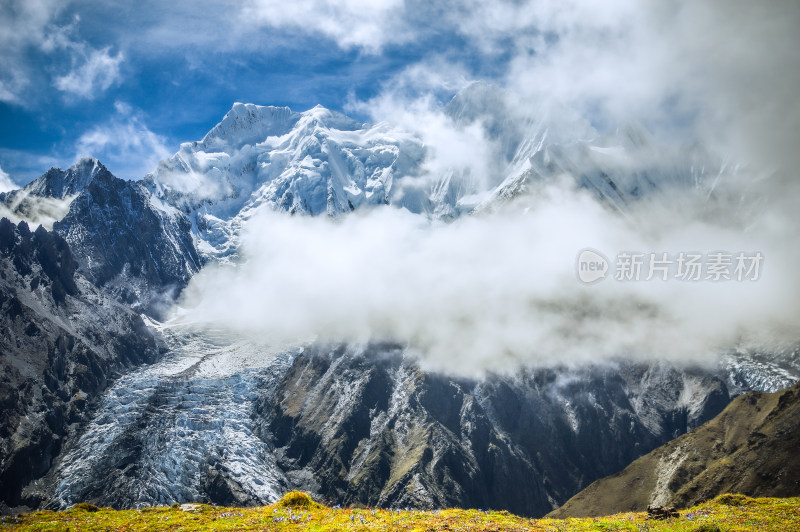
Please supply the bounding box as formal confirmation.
[45,325,296,509]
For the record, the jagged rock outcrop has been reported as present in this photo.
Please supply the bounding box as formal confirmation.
[18,158,104,199]
[549,380,800,517]
[0,218,161,513]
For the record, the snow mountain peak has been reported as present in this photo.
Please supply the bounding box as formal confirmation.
[27,157,110,199]
[200,103,298,151]
[143,85,727,259]
[0,157,116,231]
[146,103,426,258]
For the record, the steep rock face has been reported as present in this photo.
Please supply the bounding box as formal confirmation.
[550,381,800,517]
[53,166,202,316]
[254,344,731,517]
[1,159,202,316]
[0,219,78,304]
[21,158,105,199]
[0,219,161,513]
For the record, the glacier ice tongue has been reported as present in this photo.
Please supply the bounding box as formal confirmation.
[47,326,297,509]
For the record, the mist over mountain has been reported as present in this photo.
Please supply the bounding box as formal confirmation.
[0,158,104,230]
[1,0,799,519]
[1,80,797,515]
[165,88,799,375]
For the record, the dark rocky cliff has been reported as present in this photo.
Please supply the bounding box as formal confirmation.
[53,165,201,317]
[0,218,161,513]
[254,344,731,516]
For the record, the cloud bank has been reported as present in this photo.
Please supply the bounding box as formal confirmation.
[168,1,800,374]
[174,176,798,375]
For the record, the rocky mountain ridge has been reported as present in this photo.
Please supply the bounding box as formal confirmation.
[253,344,734,516]
[53,161,202,316]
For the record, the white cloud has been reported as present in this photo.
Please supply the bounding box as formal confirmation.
[0,0,62,104]
[492,0,800,173]
[75,102,171,179]
[240,0,406,52]
[0,78,26,106]
[0,1,125,104]
[345,61,509,200]
[175,177,800,376]
[54,46,124,100]
[323,0,800,181]
[0,164,18,193]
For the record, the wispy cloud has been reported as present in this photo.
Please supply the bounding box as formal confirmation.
[0,164,17,193]
[0,0,62,104]
[0,1,124,104]
[240,0,407,52]
[53,45,124,100]
[75,102,170,179]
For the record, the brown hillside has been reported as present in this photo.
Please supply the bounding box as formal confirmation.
[549,380,800,518]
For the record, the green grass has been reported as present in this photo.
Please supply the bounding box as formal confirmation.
[2,493,798,531]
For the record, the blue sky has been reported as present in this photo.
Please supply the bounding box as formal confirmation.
[0,0,515,184]
[1,1,798,190]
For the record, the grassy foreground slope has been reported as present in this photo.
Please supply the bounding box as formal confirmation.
[2,492,799,531]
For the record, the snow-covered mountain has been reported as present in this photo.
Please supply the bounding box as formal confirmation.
[24,158,105,199]
[1,159,202,316]
[143,83,726,260]
[53,161,201,316]
[0,158,108,230]
[444,83,724,212]
[144,103,426,258]
[1,84,727,269]
[0,83,793,516]
[482,122,722,212]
